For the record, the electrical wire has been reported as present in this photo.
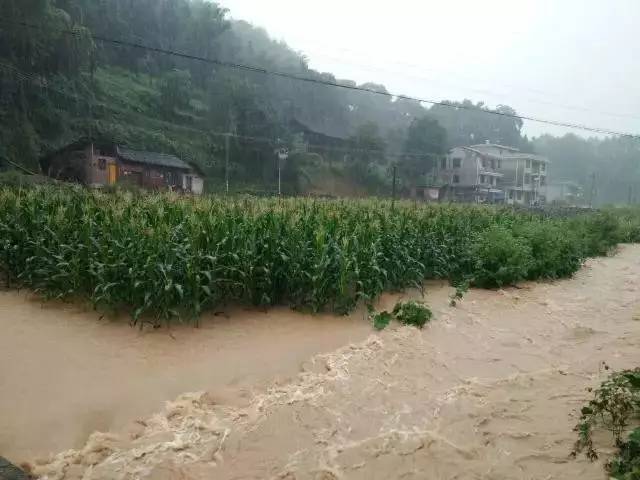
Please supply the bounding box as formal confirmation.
[0,63,445,160]
[3,20,640,140]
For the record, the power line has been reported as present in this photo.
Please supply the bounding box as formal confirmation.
[0,63,445,160]
[300,41,640,123]
[4,20,640,140]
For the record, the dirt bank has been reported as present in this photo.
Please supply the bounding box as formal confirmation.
[0,296,371,463]
[10,246,640,479]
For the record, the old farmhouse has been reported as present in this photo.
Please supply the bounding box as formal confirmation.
[40,140,204,194]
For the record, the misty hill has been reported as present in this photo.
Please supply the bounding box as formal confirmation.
[1,0,638,202]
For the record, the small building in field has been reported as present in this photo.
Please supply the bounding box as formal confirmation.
[410,184,444,202]
[39,140,204,194]
[547,180,583,205]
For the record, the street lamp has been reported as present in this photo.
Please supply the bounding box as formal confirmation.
[276,147,289,196]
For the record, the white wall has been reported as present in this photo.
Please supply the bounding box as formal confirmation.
[182,174,204,195]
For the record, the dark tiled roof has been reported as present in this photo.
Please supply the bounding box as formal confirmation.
[292,116,352,141]
[116,146,192,171]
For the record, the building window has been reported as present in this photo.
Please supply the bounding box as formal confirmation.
[524,174,531,184]
[453,175,460,184]
[541,163,546,171]
[509,190,514,199]
[98,158,106,170]
[498,159,502,168]
[453,158,462,168]
[526,159,532,168]
[441,158,447,169]
[517,191,523,200]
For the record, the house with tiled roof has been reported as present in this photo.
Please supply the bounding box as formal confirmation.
[39,139,204,194]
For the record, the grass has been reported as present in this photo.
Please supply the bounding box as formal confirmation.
[1,185,639,326]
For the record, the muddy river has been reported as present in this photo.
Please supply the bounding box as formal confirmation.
[2,246,640,479]
[0,296,370,463]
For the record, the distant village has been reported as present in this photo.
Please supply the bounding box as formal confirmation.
[36,136,581,206]
[414,142,582,206]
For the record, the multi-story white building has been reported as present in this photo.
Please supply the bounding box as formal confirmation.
[435,143,550,205]
[435,146,504,203]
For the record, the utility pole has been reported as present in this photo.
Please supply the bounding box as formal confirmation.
[391,163,397,209]
[588,172,596,208]
[224,133,230,194]
[276,147,289,196]
[278,155,281,196]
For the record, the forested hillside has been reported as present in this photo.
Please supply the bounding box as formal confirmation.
[0,0,638,201]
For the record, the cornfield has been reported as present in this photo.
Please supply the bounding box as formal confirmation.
[0,186,638,326]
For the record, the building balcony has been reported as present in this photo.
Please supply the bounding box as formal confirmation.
[479,169,503,177]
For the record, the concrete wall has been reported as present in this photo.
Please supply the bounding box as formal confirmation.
[182,174,204,195]
[191,176,204,195]
[439,147,480,187]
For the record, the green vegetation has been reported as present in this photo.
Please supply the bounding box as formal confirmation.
[1,186,639,326]
[572,367,640,479]
[609,429,640,479]
[471,226,533,288]
[392,301,433,329]
[449,279,470,307]
[5,1,638,201]
[371,310,393,331]
[370,301,432,331]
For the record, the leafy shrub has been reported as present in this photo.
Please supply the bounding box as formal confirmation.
[449,279,470,307]
[471,226,533,288]
[573,211,624,257]
[608,428,640,479]
[515,221,584,279]
[371,310,392,331]
[392,301,432,329]
[611,207,640,243]
[572,368,640,461]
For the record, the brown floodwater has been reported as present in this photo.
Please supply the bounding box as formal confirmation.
[4,245,640,480]
[0,294,370,464]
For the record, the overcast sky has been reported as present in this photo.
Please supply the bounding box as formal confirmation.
[218,0,640,138]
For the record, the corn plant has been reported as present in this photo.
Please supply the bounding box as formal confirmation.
[0,186,638,325]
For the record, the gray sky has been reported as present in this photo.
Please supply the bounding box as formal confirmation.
[218,0,640,138]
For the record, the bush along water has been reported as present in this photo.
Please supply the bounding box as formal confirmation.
[572,367,640,479]
[369,301,432,331]
[0,186,639,325]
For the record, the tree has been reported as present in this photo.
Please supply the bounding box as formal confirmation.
[8,115,39,172]
[159,69,192,114]
[402,116,447,184]
[0,0,93,76]
[349,122,386,165]
[533,133,640,205]
[429,100,523,148]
